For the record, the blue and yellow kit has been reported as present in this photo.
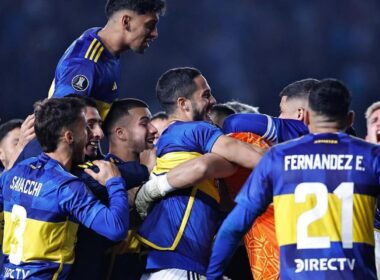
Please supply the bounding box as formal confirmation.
[70,154,149,280]
[208,133,380,279]
[49,27,120,119]
[223,113,309,144]
[137,120,223,275]
[0,153,128,279]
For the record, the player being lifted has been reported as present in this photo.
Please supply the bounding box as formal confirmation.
[49,0,166,119]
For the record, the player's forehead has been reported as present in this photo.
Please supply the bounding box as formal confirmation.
[84,106,101,121]
[368,108,380,121]
[193,75,211,93]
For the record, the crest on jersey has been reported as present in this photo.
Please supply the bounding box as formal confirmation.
[71,75,89,91]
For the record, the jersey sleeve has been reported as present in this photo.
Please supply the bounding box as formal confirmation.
[185,121,223,153]
[52,58,96,98]
[223,113,277,142]
[223,113,309,144]
[58,177,129,241]
[235,149,274,215]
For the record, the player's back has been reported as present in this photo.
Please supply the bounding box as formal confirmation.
[137,121,223,275]
[1,154,83,279]
[270,132,380,279]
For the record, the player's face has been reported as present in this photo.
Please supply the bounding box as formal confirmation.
[127,12,159,53]
[84,106,104,160]
[189,75,216,121]
[279,96,304,120]
[72,112,88,164]
[124,107,157,153]
[366,108,380,144]
[0,128,20,169]
[151,118,170,144]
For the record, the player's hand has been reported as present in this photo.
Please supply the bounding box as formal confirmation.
[18,114,35,148]
[84,160,121,186]
[134,174,164,219]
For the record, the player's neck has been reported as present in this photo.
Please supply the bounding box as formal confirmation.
[46,148,73,171]
[109,143,139,162]
[309,121,345,134]
[98,26,128,56]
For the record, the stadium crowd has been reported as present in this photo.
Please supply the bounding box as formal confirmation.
[0,0,380,279]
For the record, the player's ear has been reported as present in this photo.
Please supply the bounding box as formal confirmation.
[115,126,128,141]
[63,130,74,145]
[177,97,190,112]
[121,14,132,31]
[297,108,305,121]
[304,109,311,126]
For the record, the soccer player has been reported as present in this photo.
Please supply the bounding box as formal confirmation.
[364,101,380,279]
[13,96,106,167]
[0,98,129,279]
[0,119,23,171]
[135,67,262,279]
[70,98,156,280]
[207,79,380,279]
[48,0,166,119]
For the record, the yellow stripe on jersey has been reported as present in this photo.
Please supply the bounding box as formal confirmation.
[153,151,219,202]
[89,42,101,61]
[3,212,79,264]
[48,79,55,98]
[136,187,197,250]
[0,212,3,246]
[94,99,112,120]
[94,46,104,63]
[273,193,375,246]
[85,39,97,59]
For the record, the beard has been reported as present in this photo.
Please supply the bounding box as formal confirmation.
[72,141,86,165]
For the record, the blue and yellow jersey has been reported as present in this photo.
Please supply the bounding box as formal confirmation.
[48,27,120,119]
[0,153,128,279]
[69,154,149,280]
[375,200,380,231]
[236,133,380,279]
[223,113,309,144]
[137,121,223,275]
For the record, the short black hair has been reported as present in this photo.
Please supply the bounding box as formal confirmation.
[0,119,23,143]
[279,78,320,101]
[64,94,98,109]
[210,104,236,117]
[105,0,166,18]
[156,67,202,114]
[151,111,168,121]
[308,79,352,122]
[103,98,149,138]
[34,98,86,153]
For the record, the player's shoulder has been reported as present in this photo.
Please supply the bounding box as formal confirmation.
[62,27,105,64]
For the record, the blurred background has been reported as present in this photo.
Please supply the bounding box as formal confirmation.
[0,0,379,137]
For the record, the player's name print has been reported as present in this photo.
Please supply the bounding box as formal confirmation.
[9,176,43,197]
[284,154,365,171]
[295,257,355,273]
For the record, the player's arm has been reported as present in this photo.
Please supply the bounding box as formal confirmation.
[60,160,129,241]
[52,59,95,98]
[207,204,256,280]
[207,151,274,279]
[135,153,237,218]
[211,135,264,169]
